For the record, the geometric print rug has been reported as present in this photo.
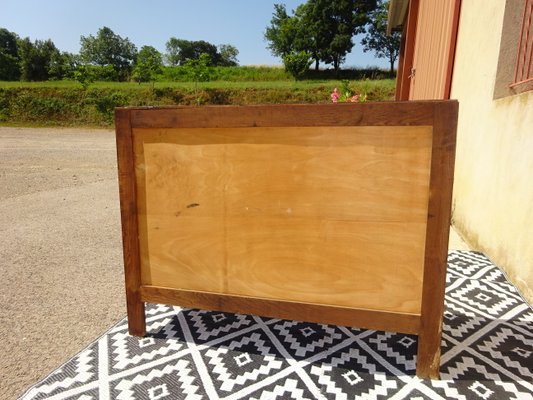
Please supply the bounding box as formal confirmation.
[20,251,533,399]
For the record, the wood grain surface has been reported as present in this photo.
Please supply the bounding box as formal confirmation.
[416,101,458,378]
[133,125,433,314]
[115,109,146,336]
[139,286,421,334]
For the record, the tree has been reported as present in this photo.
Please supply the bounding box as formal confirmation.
[48,50,72,80]
[166,38,218,66]
[0,28,20,80]
[264,4,299,58]
[301,0,377,72]
[183,53,212,83]
[17,38,61,81]
[80,27,137,81]
[62,52,83,74]
[0,28,18,56]
[264,0,377,72]
[283,51,312,80]
[361,0,401,76]
[73,65,96,89]
[165,38,239,67]
[132,45,163,85]
[183,53,213,104]
[217,44,239,66]
[292,5,322,70]
[264,4,321,70]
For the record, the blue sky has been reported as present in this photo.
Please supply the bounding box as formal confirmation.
[0,0,388,68]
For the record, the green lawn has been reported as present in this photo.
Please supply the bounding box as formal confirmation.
[0,79,395,91]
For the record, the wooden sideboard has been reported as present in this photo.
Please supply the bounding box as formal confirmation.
[115,101,457,378]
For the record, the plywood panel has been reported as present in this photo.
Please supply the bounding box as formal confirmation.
[133,125,433,314]
[226,218,427,313]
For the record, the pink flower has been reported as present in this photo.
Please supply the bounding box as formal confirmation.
[349,94,360,102]
[331,88,340,103]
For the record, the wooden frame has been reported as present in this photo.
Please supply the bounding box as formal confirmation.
[115,101,457,379]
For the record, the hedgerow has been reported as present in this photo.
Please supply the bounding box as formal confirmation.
[0,79,395,127]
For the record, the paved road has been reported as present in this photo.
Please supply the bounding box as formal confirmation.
[0,128,125,399]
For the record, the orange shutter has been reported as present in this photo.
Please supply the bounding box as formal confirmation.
[407,0,461,100]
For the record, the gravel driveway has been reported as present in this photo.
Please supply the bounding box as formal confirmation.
[0,127,126,399]
[0,127,470,399]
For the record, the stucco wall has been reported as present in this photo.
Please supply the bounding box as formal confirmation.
[450,0,533,302]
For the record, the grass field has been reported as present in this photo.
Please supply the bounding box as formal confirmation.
[0,79,395,91]
[0,78,396,127]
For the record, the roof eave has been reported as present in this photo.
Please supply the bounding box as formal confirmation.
[387,0,410,35]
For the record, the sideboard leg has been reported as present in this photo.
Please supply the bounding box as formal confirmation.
[416,329,441,379]
[127,296,146,336]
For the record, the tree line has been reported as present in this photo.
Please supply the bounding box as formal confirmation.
[0,26,239,83]
[0,0,399,83]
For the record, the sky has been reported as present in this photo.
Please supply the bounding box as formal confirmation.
[0,0,388,69]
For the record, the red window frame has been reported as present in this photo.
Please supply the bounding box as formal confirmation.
[511,0,533,90]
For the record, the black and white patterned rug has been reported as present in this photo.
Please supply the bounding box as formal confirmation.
[20,251,533,399]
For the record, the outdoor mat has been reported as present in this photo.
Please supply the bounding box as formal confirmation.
[20,250,533,399]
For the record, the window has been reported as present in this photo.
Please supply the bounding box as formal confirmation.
[511,0,533,90]
[494,0,533,98]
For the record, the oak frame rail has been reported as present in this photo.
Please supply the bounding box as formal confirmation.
[115,101,457,379]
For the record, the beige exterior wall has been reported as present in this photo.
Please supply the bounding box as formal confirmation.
[451,0,533,302]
